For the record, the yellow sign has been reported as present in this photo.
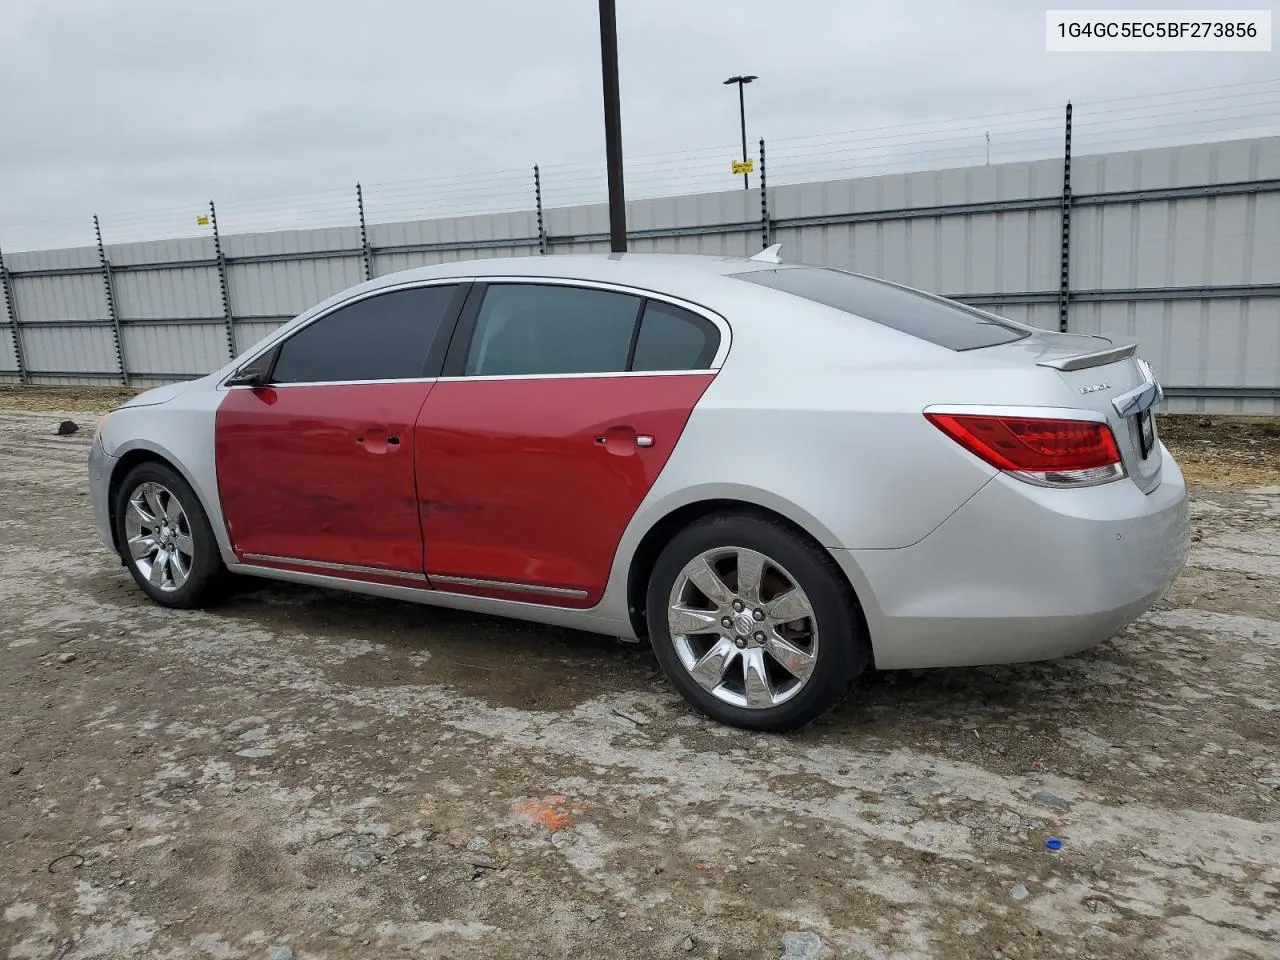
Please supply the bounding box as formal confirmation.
[731,159,755,175]
[195,214,210,226]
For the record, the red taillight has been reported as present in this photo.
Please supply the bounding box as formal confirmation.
[926,412,1123,485]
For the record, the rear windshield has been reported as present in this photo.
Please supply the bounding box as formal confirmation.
[733,267,1029,351]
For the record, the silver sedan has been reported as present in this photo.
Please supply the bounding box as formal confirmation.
[88,249,1189,730]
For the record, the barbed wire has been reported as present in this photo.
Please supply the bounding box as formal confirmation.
[2,77,1277,252]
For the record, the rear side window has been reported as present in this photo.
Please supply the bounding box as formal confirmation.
[465,284,642,376]
[734,267,1028,351]
[271,285,459,383]
[631,301,718,371]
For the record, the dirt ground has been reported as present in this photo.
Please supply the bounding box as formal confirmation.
[0,389,1278,960]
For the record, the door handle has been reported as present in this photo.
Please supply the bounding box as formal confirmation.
[594,426,654,455]
[356,431,400,454]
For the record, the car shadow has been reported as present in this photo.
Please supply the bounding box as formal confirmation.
[203,576,1153,745]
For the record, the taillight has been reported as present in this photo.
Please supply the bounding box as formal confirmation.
[925,412,1125,487]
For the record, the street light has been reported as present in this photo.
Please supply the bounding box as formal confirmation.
[723,74,758,189]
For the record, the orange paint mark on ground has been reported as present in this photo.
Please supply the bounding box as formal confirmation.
[515,795,574,831]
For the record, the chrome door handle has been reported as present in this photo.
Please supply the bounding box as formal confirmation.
[594,429,655,452]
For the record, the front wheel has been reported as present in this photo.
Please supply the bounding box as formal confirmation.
[114,462,225,608]
[646,512,870,732]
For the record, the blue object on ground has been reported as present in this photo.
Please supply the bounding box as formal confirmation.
[1046,836,1063,851]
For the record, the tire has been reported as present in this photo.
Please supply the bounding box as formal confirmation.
[113,461,226,609]
[646,511,869,732]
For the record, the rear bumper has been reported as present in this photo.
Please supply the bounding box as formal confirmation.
[835,445,1189,669]
[88,436,118,555]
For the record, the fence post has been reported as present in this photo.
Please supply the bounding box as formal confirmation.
[759,137,770,250]
[356,182,374,281]
[210,201,236,360]
[1058,102,1073,333]
[0,244,28,384]
[534,165,547,255]
[94,215,129,386]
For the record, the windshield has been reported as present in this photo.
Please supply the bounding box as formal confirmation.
[733,267,1030,351]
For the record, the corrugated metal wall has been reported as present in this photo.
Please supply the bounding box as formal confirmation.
[2,136,1277,411]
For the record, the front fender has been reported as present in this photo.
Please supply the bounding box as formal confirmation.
[97,393,234,565]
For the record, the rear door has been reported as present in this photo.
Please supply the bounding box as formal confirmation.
[216,283,466,578]
[416,281,722,606]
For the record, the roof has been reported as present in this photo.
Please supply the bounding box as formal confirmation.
[361,251,792,302]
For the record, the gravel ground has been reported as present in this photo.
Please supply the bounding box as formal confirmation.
[0,399,1278,960]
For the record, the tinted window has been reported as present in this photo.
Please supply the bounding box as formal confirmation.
[271,285,458,383]
[631,301,718,371]
[734,267,1028,351]
[465,284,641,376]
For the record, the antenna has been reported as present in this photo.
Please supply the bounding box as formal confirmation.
[749,243,782,264]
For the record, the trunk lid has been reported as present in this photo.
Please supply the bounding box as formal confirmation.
[978,331,1164,493]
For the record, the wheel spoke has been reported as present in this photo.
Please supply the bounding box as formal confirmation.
[735,549,765,604]
[686,558,733,606]
[764,633,817,683]
[163,496,184,526]
[168,549,189,587]
[766,587,813,625]
[689,637,737,692]
[127,533,156,560]
[129,497,158,527]
[142,485,165,522]
[669,604,720,636]
[742,647,776,707]
[148,549,169,586]
[174,532,194,556]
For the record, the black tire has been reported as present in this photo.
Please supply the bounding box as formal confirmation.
[646,511,869,732]
[113,461,226,609]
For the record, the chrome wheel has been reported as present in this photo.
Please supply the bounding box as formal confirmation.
[124,482,194,593]
[668,546,819,709]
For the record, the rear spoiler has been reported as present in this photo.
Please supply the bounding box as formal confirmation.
[1036,337,1138,372]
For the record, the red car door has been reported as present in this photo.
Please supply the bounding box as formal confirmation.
[215,283,465,580]
[416,283,722,606]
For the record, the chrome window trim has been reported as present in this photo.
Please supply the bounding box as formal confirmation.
[430,573,589,599]
[456,275,732,374]
[226,377,440,390]
[218,274,732,391]
[241,552,428,581]
[216,277,467,392]
[435,370,713,384]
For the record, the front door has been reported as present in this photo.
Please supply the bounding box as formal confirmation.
[215,283,465,578]
[416,282,722,606]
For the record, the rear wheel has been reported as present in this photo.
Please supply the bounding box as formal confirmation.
[646,512,869,731]
[114,462,225,608]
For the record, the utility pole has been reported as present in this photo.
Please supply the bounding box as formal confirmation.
[724,74,758,189]
[598,0,627,252]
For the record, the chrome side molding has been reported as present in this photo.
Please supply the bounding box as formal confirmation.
[240,553,428,581]
[430,574,588,600]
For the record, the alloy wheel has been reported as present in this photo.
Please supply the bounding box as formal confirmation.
[124,481,194,592]
[667,546,819,709]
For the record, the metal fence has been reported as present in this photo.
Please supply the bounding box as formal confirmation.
[2,127,1279,413]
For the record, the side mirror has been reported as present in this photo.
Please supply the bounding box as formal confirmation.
[225,367,269,388]
[225,347,277,388]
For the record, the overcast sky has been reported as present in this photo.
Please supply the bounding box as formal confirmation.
[1,0,1276,248]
